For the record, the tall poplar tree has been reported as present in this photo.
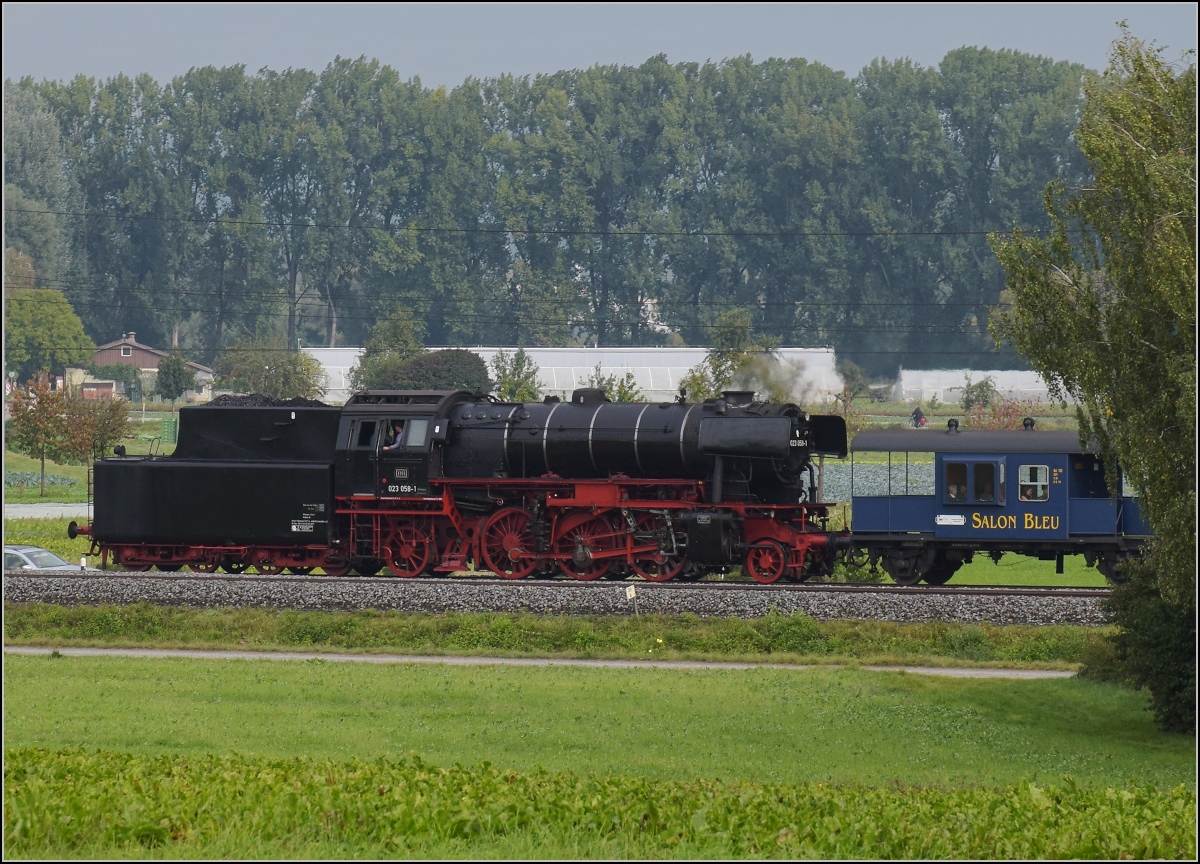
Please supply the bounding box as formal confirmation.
[990,32,1195,731]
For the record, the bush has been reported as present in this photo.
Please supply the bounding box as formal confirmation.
[394,349,492,392]
[1102,555,1196,733]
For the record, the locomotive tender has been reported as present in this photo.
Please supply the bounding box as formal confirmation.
[70,390,1149,585]
[76,389,850,583]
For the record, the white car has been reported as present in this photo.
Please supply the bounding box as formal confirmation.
[5,545,100,572]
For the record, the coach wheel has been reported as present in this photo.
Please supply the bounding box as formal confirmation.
[745,541,788,584]
[882,554,923,586]
[631,512,685,582]
[922,555,961,586]
[385,526,432,577]
[221,559,248,574]
[481,507,538,579]
[354,561,384,577]
[157,564,182,572]
[286,566,314,575]
[193,561,219,573]
[1097,554,1130,585]
[255,563,284,575]
[921,564,955,585]
[555,513,618,581]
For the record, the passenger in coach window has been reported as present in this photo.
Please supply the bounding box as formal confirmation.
[1019,485,1036,501]
[947,483,963,502]
[977,479,994,502]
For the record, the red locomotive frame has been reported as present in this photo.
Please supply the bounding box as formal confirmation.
[93,475,839,584]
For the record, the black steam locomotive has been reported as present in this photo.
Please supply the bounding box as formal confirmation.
[75,389,849,583]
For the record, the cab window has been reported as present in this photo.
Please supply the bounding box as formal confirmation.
[355,421,377,448]
[945,462,967,502]
[1019,465,1050,501]
[405,419,429,449]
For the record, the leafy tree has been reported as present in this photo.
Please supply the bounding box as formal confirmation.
[3,288,96,381]
[680,309,778,401]
[587,363,643,403]
[5,373,67,496]
[990,32,1195,731]
[347,305,426,392]
[216,344,327,400]
[391,349,492,392]
[836,359,870,405]
[154,352,195,407]
[958,374,998,410]
[490,348,543,401]
[245,67,320,353]
[3,81,84,285]
[59,393,131,464]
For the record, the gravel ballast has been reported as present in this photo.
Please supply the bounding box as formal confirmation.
[3,571,1108,626]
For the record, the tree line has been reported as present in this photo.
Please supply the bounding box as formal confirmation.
[5,48,1090,377]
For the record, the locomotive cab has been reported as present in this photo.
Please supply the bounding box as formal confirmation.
[335,391,470,500]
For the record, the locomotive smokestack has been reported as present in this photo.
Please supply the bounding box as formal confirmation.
[721,390,755,408]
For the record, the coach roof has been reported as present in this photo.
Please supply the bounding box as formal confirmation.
[851,428,1093,454]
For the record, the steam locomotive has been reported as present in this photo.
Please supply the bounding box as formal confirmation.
[70,387,1149,585]
[73,389,851,583]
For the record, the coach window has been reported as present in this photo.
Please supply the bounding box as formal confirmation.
[355,420,377,448]
[974,463,996,503]
[945,462,967,502]
[1019,465,1049,502]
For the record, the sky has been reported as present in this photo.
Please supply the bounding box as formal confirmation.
[3,3,1196,87]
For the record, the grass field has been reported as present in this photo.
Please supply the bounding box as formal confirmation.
[5,613,1192,858]
[5,430,173,504]
[4,655,1192,789]
[4,604,1105,669]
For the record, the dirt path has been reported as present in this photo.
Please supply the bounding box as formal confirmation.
[3,646,1075,678]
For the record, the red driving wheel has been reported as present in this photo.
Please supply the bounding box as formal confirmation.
[554,512,619,581]
[630,512,685,582]
[481,507,538,579]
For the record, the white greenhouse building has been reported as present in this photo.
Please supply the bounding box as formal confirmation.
[305,346,844,406]
[890,368,1074,405]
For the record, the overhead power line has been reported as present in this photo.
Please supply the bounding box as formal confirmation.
[6,276,1009,309]
[4,206,1036,239]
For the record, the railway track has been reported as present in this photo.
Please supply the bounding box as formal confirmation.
[4,570,1110,626]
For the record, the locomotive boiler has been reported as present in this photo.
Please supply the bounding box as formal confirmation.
[76,388,849,583]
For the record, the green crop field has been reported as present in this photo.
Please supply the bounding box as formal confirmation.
[3,655,1194,858]
[5,748,1192,860]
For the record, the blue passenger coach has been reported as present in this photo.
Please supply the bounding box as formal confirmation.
[849,421,1150,585]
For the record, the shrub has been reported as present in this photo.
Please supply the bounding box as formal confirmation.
[394,349,492,392]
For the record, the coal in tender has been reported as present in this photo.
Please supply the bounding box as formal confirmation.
[208,394,329,408]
